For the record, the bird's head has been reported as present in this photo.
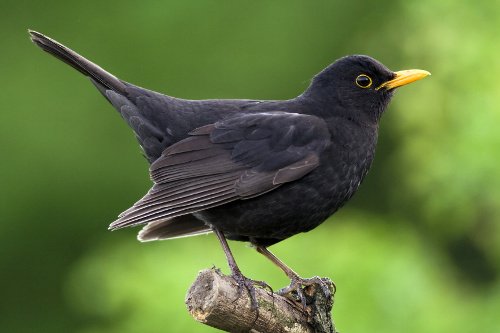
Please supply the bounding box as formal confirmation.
[304,55,430,124]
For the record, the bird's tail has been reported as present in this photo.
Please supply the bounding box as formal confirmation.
[29,30,127,94]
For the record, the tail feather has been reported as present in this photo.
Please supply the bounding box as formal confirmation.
[29,30,173,163]
[29,30,127,93]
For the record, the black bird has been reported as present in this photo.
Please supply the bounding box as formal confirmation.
[30,30,429,306]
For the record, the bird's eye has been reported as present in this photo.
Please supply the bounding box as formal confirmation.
[355,74,372,88]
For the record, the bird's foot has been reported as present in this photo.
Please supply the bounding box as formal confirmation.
[231,269,273,310]
[278,276,334,308]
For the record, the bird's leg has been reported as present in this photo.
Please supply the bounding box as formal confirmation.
[256,246,334,308]
[213,228,271,309]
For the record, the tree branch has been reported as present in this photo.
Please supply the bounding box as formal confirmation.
[185,268,336,333]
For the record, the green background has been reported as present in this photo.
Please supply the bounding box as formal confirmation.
[2,1,499,332]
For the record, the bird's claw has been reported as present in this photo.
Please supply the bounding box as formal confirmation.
[231,271,273,310]
[252,279,274,296]
[278,276,334,308]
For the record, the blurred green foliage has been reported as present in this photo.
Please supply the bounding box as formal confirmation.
[1,0,499,332]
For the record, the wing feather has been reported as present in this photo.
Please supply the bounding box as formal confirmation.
[111,188,236,228]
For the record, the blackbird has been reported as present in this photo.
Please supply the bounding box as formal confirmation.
[30,30,430,306]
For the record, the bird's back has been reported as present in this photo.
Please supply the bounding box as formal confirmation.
[98,82,270,162]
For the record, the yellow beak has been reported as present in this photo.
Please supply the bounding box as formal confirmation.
[377,69,431,90]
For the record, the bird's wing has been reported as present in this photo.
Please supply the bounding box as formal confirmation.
[109,112,331,230]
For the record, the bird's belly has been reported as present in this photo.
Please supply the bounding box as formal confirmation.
[197,150,373,244]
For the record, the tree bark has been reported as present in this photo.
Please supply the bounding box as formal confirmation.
[185,268,336,333]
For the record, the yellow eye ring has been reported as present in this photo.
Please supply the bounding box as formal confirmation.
[355,74,372,88]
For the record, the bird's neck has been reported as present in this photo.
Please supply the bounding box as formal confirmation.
[294,94,381,128]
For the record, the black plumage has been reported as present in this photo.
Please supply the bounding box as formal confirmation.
[30,30,429,306]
